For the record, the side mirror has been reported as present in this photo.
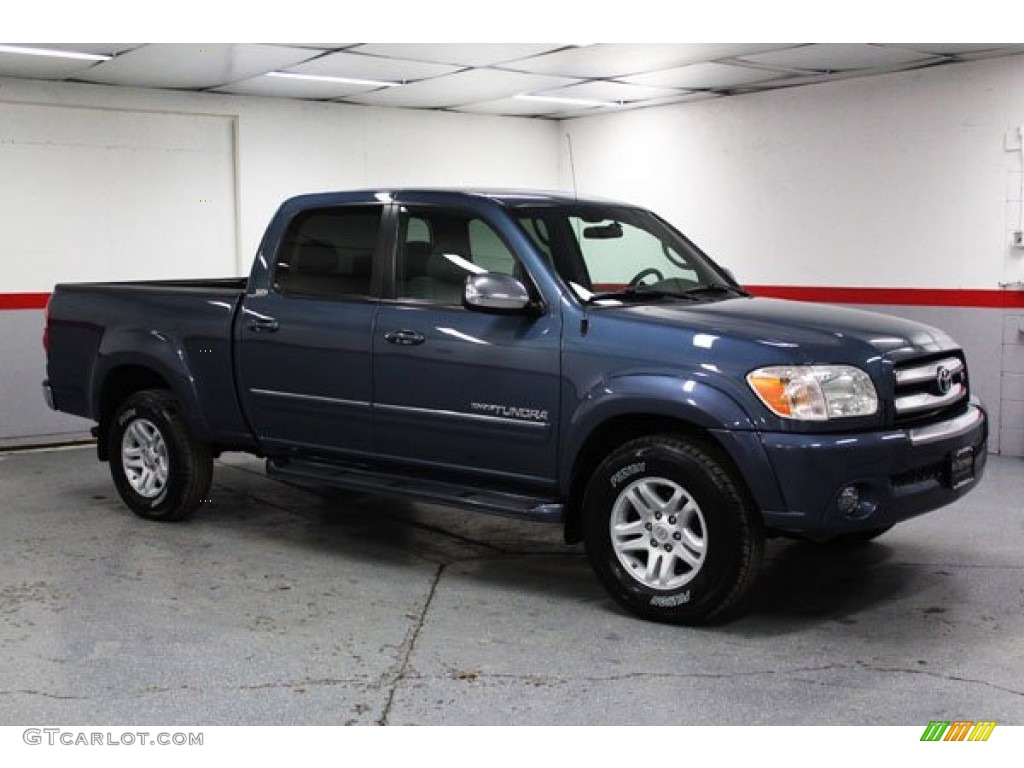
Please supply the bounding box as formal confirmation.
[464,273,532,313]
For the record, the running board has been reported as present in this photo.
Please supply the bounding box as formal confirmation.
[267,457,564,523]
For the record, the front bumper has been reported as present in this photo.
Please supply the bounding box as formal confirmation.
[758,399,988,538]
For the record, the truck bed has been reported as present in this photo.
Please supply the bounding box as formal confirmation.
[46,277,253,451]
[56,276,249,292]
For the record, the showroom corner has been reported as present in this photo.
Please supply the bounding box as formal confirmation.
[2,52,1024,453]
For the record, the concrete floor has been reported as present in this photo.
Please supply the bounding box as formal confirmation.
[0,444,1021,725]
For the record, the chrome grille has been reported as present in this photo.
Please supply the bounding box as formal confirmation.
[893,355,968,425]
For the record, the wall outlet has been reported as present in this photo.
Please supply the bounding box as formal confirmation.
[1015,231,1024,248]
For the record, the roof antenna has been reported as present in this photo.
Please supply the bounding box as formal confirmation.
[565,131,579,203]
[565,130,590,337]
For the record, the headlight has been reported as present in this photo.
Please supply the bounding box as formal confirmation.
[747,365,878,421]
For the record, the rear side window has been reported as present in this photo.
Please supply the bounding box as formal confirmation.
[274,206,381,298]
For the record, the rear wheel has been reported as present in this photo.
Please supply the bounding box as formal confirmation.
[583,435,764,624]
[108,389,212,521]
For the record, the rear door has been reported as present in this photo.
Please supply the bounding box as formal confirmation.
[237,203,385,457]
[372,201,561,488]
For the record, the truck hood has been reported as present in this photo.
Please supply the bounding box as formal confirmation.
[605,296,959,364]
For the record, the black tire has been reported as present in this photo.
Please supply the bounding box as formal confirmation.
[108,389,213,521]
[582,434,764,624]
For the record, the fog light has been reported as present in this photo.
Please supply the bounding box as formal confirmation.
[837,485,860,516]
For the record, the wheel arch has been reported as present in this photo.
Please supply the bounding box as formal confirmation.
[558,372,789,544]
[93,361,205,460]
[563,413,757,544]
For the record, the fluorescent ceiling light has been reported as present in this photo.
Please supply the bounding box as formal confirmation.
[514,93,617,108]
[266,71,401,88]
[0,45,111,62]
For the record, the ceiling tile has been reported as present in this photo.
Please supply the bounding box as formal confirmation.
[501,44,802,78]
[953,45,1024,61]
[889,43,1024,56]
[285,51,460,82]
[619,91,721,109]
[75,43,320,89]
[534,80,684,104]
[211,75,381,100]
[451,98,565,118]
[558,93,718,120]
[737,44,936,73]
[341,69,580,108]
[4,42,1022,118]
[728,71,834,92]
[623,62,785,90]
[279,43,359,50]
[350,44,567,67]
[456,90,720,120]
[14,43,144,56]
[562,91,721,118]
[0,49,102,79]
[544,106,609,120]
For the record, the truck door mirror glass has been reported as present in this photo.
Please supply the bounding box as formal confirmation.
[464,273,532,313]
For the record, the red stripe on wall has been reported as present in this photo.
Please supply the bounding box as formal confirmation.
[0,287,1022,310]
[0,293,50,310]
[745,285,1024,309]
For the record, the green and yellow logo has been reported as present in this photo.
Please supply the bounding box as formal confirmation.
[921,720,996,742]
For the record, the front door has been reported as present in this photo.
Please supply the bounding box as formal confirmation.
[372,202,561,488]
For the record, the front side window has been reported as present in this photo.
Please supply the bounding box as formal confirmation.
[274,206,381,299]
[513,205,738,304]
[396,207,519,305]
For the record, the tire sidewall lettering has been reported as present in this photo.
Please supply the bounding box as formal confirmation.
[112,401,177,514]
[117,407,137,427]
[584,440,747,622]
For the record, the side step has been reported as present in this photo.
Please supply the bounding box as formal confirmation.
[267,457,565,523]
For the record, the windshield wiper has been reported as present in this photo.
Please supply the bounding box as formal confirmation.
[680,284,750,298]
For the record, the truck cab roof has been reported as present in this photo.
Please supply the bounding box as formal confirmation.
[279,188,631,210]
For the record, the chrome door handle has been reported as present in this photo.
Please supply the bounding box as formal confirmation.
[248,317,280,333]
[384,329,425,346]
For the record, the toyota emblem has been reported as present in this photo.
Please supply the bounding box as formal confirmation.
[936,366,953,395]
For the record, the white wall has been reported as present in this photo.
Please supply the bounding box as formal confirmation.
[0,77,562,286]
[561,54,1024,290]
[0,78,560,443]
[0,103,237,290]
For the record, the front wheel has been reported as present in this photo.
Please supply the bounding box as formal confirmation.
[108,389,213,521]
[583,435,764,624]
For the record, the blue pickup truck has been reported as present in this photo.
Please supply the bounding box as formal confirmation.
[43,189,987,623]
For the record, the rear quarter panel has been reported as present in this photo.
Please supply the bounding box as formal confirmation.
[47,283,252,447]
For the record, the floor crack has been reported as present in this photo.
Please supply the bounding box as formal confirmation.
[377,564,445,725]
[402,663,1024,700]
[237,676,368,691]
[855,664,1024,698]
[0,689,88,700]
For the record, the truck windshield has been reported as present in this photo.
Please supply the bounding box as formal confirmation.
[512,204,743,304]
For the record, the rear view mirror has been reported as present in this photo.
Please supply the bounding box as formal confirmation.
[464,273,532,313]
[582,221,623,239]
